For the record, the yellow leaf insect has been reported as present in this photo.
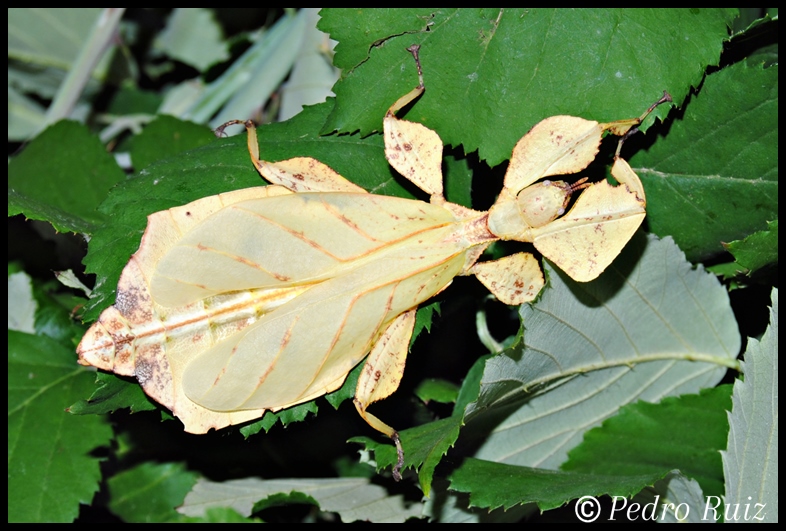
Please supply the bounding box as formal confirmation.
[77,45,670,480]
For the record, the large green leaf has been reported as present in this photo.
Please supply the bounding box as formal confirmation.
[724,220,778,274]
[8,331,113,522]
[128,115,217,172]
[630,60,778,261]
[107,462,198,522]
[722,288,777,523]
[319,8,734,166]
[449,458,666,512]
[462,234,740,469]
[562,386,733,498]
[8,120,126,234]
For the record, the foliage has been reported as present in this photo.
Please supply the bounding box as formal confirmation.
[7,8,777,523]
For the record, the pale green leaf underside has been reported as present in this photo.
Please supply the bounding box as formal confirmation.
[632,471,710,523]
[722,288,778,523]
[154,8,229,72]
[178,477,424,523]
[464,234,740,469]
[8,8,104,68]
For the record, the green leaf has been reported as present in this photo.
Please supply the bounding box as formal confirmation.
[129,115,216,171]
[30,275,86,343]
[8,120,126,233]
[443,153,475,208]
[351,415,463,496]
[108,461,199,522]
[562,386,733,498]
[630,60,778,261]
[239,362,366,437]
[240,400,319,437]
[320,8,734,166]
[8,8,109,140]
[722,288,777,523]
[449,457,667,512]
[8,8,105,70]
[453,353,491,415]
[724,220,778,274]
[423,482,533,522]
[632,472,713,523]
[319,9,438,71]
[154,9,229,72]
[68,371,158,416]
[252,490,319,512]
[105,86,163,116]
[178,476,425,522]
[187,506,259,522]
[415,378,460,405]
[8,331,113,522]
[463,234,740,470]
[412,301,441,345]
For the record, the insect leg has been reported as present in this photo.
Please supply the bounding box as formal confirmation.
[599,91,673,153]
[470,253,545,305]
[216,119,366,193]
[353,308,416,481]
[383,45,447,201]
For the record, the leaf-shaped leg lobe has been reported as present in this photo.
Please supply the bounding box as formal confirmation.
[353,309,416,436]
[531,172,646,282]
[384,115,445,198]
[503,116,604,194]
[471,253,545,305]
[354,309,417,482]
[224,119,366,193]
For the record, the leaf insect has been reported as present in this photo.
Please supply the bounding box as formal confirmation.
[77,45,670,480]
